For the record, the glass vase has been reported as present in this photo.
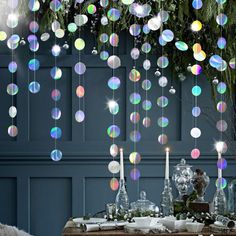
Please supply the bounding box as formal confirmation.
[228,179,236,215]
[115,179,129,215]
[213,189,227,215]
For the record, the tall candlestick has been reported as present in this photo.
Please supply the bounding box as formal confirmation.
[165,148,170,180]
[120,148,124,180]
[218,151,222,179]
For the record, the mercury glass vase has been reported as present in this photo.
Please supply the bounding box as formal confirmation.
[160,179,174,216]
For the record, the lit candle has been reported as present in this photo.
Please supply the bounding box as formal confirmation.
[218,151,222,179]
[165,148,170,180]
[120,148,124,180]
[215,141,224,179]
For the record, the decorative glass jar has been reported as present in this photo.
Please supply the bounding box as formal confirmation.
[172,159,193,201]
[228,179,236,215]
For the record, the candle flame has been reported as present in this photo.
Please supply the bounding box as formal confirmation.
[215,141,224,153]
[165,147,170,152]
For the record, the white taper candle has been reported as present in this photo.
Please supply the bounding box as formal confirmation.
[165,148,170,180]
[120,148,124,180]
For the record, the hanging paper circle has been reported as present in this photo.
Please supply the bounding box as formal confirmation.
[129,69,140,82]
[216,13,228,26]
[143,24,150,34]
[217,60,227,72]
[141,43,151,53]
[107,125,120,138]
[158,76,168,87]
[129,24,141,36]
[51,107,61,120]
[162,29,174,42]
[100,0,109,8]
[55,29,65,38]
[148,16,161,31]
[216,120,228,132]
[175,41,188,51]
[74,38,85,50]
[191,20,202,32]
[129,3,151,18]
[217,37,226,49]
[216,0,227,4]
[51,44,61,57]
[191,148,200,159]
[100,51,109,61]
[50,127,62,139]
[209,55,223,68]
[129,152,141,164]
[7,83,18,95]
[191,64,202,75]
[107,55,121,69]
[121,0,134,5]
[8,125,18,137]
[87,4,96,14]
[192,106,201,117]
[158,117,169,128]
[40,33,50,42]
[142,79,151,91]
[51,89,61,101]
[130,48,140,60]
[108,77,121,90]
[0,31,7,41]
[8,0,19,9]
[75,110,85,123]
[217,101,227,113]
[74,14,88,26]
[107,8,121,21]
[108,160,120,174]
[158,35,167,46]
[110,177,119,191]
[190,127,201,138]
[192,0,203,9]
[130,168,141,181]
[192,43,202,53]
[229,58,235,69]
[192,85,202,96]
[143,59,151,71]
[7,13,18,28]
[29,21,39,34]
[27,34,37,43]
[29,81,40,93]
[143,117,151,128]
[68,23,77,33]
[158,134,168,145]
[108,100,119,115]
[158,10,169,22]
[142,100,152,111]
[157,96,169,108]
[8,61,17,73]
[51,66,62,79]
[50,0,62,12]
[130,93,141,105]
[217,82,226,94]
[109,33,119,47]
[9,106,17,118]
[130,112,140,124]
[157,56,169,68]
[51,149,62,161]
[130,130,141,142]
[76,86,85,98]
[215,178,227,190]
[110,144,119,157]
[100,33,108,43]
[74,62,86,75]
[194,51,206,62]
[217,158,227,170]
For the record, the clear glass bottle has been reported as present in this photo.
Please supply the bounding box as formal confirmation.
[213,188,227,215]
[228,179,236,214]
[161,179,174,216]
[115,178,129,214]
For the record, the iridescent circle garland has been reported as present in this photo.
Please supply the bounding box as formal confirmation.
[50,0,63,161]
[28,0,41,95]
[214,0,228,190]
[106,1,121,191]
[74,1,86,126]
[7,0,20,138]
[190,0,204,159]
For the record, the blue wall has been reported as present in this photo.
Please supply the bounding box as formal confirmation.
[0,30,235,236]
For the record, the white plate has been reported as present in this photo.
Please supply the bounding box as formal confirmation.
[73,218,107,224]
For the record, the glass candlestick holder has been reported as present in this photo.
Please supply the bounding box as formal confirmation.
[160,179,174,216]
[213,188,227,215]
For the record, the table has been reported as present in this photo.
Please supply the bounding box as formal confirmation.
[62,220,236,236]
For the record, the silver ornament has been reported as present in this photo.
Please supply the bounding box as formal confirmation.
[63,42,69,49]
[155,70,161,76]
[92,47,98,55]
[169,86,176,94]
[212,77,219,85]
[20,38,26,46]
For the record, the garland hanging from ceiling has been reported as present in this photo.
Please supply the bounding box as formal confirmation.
[18,0,236,97]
